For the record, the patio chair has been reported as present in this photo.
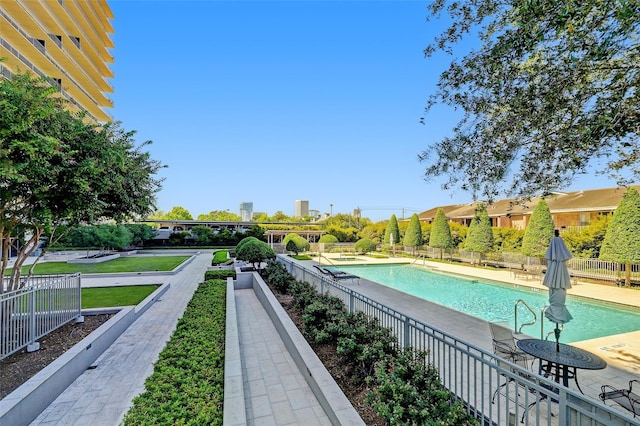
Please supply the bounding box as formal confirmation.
[490,322,534,400]
[489,322,550,422]
[599,380,639,418]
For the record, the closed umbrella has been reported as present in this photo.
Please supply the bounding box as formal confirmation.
[542,230,573,351]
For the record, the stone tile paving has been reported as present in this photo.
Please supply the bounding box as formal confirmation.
[235,289,332,426]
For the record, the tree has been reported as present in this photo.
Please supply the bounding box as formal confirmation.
[124,224,156,247]
[521,200,555,259]
[600,187,640,286]
[428,209,453,260]
[318,234,339,244]
[419,1,640,202]
[354,238,377,254]
[383,214,401,245]
[562,215,611,258]
[165,206,193,220]
[465,205,494,263]
[403,214,424,255]
[270,211,291,222]
[190,225,214,245]
[0,73,163,291]
[235,237,275,269]
[282,234,309,255]
[197,210,241,221]
[94,224,133,251]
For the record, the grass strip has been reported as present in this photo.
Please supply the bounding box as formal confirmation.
[6,256,190,275]
[81,285,160,309]
[122,279,226,425]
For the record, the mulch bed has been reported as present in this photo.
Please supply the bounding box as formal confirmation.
[0,314,113,399]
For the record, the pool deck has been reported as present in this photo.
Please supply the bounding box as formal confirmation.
[316,253,640,399]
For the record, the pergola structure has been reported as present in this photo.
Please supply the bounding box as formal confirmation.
[264,230,324,245]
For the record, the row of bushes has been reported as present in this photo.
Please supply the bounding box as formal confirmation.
[260,260,478,425]
[122,279,227,425]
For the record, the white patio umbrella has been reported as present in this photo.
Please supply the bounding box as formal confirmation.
[542,230,573,351]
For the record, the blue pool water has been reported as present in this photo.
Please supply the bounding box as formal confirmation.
[333,264,640,343]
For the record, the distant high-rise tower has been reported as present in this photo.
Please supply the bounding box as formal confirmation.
[239,202,253,221]
[295,200,309,217]
[0,1,115,123]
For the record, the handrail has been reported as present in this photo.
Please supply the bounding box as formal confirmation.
[514,299,537,334]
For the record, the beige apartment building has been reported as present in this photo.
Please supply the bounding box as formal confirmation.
[419,185,640,230]
[0,0,114,122]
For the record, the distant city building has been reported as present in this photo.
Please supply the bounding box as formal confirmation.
[0,0,115,123]
[239,202,253,221]
[309,209,320,219]
[295,200,309,217]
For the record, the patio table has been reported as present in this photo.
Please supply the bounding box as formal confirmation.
[517,338,607,394]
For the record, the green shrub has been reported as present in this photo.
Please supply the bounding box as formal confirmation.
[261,259,296,293]
[204,270,236,281]
[318,234,339,244]
[335,312,398,378]
[367,348,478,425]
[122,279,226,425]
[354,238,377,254]
[301,294,345,343]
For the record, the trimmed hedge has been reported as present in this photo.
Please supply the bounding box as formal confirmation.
[122,279,226,425]
[204,269,236,281]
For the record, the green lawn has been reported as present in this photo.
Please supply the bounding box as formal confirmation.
[6,256,190,275]
[82,285,160,308]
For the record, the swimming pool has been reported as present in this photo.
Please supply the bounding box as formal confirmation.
[333,264,640,343]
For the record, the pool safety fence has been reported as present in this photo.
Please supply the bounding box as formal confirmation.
[1,273,82,361]
[277,256,638,426]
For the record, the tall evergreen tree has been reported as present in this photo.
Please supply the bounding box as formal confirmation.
[521,199,555,258]
[403,213,424,255]
[600,187,640,287]
[428,208,453,260]
[465,204,494,263]
[384,214,401,245]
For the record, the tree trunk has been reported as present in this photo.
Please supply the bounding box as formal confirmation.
[626,262,631,287]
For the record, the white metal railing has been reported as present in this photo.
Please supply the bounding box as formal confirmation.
[1,274,82,360]
[277,256,638,426]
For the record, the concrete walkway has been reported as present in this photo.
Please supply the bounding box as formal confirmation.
[27,250,332,426]
[235,289,331,425]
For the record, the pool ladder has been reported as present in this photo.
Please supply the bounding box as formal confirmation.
[515,301,561,340]
[514,299,537,334]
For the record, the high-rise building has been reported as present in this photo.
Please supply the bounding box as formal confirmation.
[239,202,253,221]
[295,200,309,217]
[0,1,114,123]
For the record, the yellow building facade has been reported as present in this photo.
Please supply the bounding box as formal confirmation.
[0,0,114,122]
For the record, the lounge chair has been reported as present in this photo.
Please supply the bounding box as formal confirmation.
[313,265,358,283]
[327,269,359,283]
[599,380,639,418]
[489,322,550,422]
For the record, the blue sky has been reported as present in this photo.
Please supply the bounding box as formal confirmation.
[108,1,618,222]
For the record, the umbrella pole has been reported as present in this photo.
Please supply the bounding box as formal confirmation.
[554,324,560,352]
